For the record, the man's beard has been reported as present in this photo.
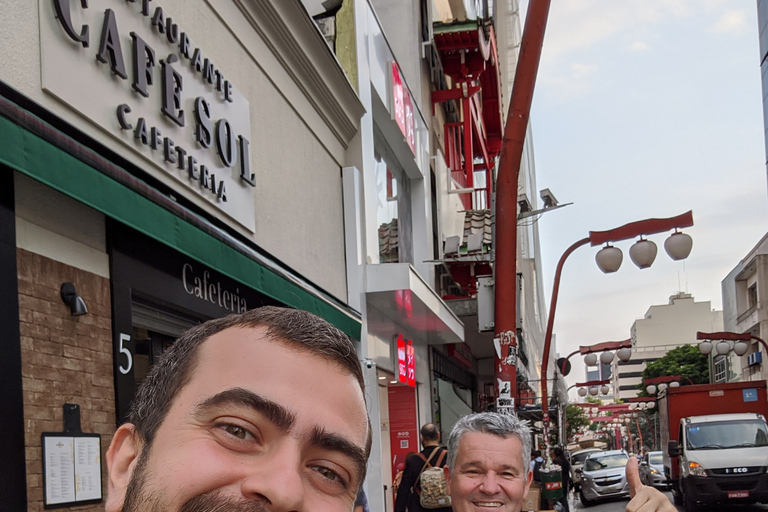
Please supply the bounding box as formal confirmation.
[121,447,267,512]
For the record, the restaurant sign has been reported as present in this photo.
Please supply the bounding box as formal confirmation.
[40,0,256,231]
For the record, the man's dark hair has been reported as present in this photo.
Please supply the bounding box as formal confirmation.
[553,447,565,458]
[533,449,541,457]
[420,423,440,441]
[128,306,370,457]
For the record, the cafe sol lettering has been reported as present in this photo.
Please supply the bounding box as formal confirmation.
[51,0,255,203]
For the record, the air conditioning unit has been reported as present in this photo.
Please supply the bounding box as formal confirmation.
[748,352,763,367]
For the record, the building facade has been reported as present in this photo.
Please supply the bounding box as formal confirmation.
[721,233,768,383]
[1,1,367,509]
[1,0,555,510]
[612,293,723,400]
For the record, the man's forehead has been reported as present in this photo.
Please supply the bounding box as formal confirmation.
[457,432,525,464]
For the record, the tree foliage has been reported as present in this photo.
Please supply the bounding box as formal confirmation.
[566,403,590,441]
[637,344,709,396]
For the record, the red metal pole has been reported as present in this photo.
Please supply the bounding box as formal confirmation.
[540,237,589,433]
[463,96,473,192]
[494,0,552,410]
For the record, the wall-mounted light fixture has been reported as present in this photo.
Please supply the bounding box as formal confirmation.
[60,282,88,316]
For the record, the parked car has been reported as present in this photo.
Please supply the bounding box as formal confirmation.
[570,447,602,491]
[639,451,669,488]
[579,450,631,507]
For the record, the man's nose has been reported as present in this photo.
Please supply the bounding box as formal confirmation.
[239,442,306,511]
[478,472,503,494]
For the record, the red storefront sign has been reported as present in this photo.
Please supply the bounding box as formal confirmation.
[397,335,416,387]
[406,341,415,387]
[391,62,416,156]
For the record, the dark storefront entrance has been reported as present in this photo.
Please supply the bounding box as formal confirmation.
[108,221,280,422]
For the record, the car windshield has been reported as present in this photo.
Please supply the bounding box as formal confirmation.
[584,453,629,471]
[686,419,768,450]
[649,453,663,465]
[573,451,598,464]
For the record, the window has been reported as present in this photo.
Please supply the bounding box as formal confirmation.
[714,355,727,383]
[749,283,758,309]
[375,158,412,264]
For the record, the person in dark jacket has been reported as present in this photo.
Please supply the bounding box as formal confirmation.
[551,446,572,512]
[395,423,452,512]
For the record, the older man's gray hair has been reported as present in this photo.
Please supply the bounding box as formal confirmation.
[446,412,532,472]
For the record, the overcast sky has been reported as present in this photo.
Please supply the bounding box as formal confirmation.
[518,1,768,391]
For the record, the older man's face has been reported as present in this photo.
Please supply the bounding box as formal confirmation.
[444,432,532,512]
[105,326,369,512]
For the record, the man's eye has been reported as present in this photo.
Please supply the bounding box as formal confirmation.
[223,424,251,440]
[313,465,343,482]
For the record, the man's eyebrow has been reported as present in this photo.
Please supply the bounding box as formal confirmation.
[194,388,295,431]
[460,460,515,472]
[309,426,367,483]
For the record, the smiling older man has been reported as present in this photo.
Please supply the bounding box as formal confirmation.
[443,412,677,512]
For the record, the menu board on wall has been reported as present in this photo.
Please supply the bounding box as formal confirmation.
[42,433,102,508]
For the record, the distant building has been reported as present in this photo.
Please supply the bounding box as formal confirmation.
[758,1,768,182]
[583,360,614,403]
[721,233,768,383]
[612,293,723,400]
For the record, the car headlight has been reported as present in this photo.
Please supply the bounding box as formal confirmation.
[688,462,707,477]
[650,468,659,475]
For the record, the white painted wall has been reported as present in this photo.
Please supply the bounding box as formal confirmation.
[14,174,109,278]
[632,294,723,348]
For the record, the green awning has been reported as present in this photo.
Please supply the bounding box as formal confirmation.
[0,114,361,338]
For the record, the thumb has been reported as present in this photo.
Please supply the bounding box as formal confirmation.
[625,456,643,498]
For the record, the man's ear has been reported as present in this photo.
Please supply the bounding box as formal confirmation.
[522,465,533,501]
[105,423,143,512]
[443,465,452,495]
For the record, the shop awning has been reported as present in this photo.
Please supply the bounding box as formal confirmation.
[366,263,464,345]
[0,102,362,339]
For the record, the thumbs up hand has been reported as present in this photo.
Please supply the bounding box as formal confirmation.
[625,456,677,512]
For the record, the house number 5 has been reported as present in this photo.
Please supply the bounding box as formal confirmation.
[118,333,133,375]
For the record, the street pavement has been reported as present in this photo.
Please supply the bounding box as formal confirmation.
[567,489,768,511]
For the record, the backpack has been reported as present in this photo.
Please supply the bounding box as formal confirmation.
[414,447,452,509]
[532,458,543,482]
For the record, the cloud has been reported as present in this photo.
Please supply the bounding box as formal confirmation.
[709,9,748,34]
[541,62,598,100]
[532,0,692,58]
[629,41,651,52]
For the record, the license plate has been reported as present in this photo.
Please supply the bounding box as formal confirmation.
[728,491,749,499]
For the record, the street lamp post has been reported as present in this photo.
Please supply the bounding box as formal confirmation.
[557,339,633,377]
[696,331,768,383]
[628,397,658,450]
[643,375,694,395]
[697,331,768,355]
[567,379,611,397]
[540,212,694,441]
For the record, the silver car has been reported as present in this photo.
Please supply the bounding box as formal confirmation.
[579,450,631,507]
[570,447,602,491]
[639,451,669,488]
